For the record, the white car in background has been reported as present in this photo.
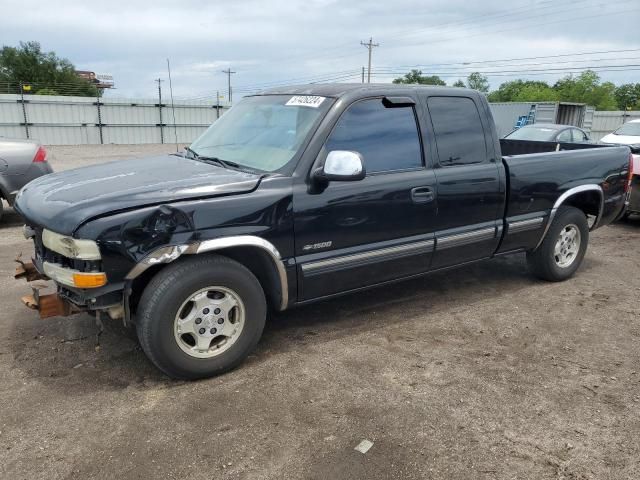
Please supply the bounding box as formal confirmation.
[600,119,640,218]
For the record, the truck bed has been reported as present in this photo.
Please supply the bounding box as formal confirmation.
[500,141,630,235]
[500,138,608,156]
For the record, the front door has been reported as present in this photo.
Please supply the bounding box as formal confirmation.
[293,97,438,301]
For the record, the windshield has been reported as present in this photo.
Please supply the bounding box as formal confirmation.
[505,126,557,141]
[613,122,640,137]
[189,95,331,172]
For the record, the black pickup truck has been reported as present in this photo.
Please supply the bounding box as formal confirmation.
[14,84,632,379]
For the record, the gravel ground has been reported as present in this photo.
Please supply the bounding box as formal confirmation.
[1,145,639,480]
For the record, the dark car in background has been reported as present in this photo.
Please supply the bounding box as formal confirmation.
[0,138,53,222]
[504,124,591,143]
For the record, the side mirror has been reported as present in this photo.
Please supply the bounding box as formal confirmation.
[313,150,366,183]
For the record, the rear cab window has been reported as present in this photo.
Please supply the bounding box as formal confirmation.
[426,96,489,166]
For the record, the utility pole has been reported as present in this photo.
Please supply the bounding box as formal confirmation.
[360,37,379,83]
[155,78,164,144]
[221,68,236,104]
[362,66,365,83]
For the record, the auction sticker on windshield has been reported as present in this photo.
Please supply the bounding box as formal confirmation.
[285,95,325,108]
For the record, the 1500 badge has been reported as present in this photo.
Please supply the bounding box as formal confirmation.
[302,241,332,251]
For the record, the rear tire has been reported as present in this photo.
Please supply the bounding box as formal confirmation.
[136,255,266,380]
[526,206,589,282]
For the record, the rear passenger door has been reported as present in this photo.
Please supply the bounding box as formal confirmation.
[293,96,438,301]
[424,95,505,269]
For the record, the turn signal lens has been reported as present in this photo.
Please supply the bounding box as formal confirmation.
[72,272,107,288]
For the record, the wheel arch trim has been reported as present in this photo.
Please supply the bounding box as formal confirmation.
[125,235,289,310]
[534,184,603,250]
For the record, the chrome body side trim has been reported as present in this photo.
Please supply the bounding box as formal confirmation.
[534,184,603,250]
[436,227,496,251]
[301,239,434,274]
[125,236,289,311]
[507,217,544,234]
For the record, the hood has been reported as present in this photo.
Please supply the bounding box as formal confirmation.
[600,133,640,146]
[15,154,262,234]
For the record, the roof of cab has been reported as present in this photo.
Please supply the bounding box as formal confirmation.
[259,83,478,98]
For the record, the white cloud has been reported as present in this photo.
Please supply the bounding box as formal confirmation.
[1,0,638,98]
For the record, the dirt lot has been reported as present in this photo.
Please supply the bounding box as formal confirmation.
[1,145,639,480]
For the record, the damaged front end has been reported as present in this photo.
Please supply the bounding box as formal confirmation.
[15,226,127,324]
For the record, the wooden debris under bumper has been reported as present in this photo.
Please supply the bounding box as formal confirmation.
[15,259,81,319]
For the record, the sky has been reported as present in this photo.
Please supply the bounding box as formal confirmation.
[1,0,639,102]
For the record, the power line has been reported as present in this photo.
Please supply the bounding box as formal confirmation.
[371,63,640,75]
[240,0,576,71]
[313,3,640,65]
[379,49,640,71]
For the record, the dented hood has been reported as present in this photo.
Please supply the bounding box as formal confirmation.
[14,154,262,234]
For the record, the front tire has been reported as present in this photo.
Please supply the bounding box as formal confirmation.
[136,255,266,380]
[526,206,589,282]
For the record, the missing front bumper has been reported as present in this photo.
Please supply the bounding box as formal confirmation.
[15,259,82,319]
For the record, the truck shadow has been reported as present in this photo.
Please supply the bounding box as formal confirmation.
[7,252,603,391]
[258,254,542,353]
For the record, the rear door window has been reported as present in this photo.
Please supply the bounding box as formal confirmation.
[427,96,488,166]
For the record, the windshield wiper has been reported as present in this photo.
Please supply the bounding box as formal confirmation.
[184,146,260,173]
[199,156,243,170]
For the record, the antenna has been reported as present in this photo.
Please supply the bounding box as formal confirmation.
[166,58,179,152]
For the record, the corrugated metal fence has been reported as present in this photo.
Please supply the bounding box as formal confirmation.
[0,94,228,145]
[2,93,639,145]
[590,111,640,141]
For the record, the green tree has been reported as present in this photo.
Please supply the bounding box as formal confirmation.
[393,69,446,86]
[0,41,99,97]
[487,80,555,102]
[552,70,617,110]
[452,79,465,88]
[614,83,640,110]
[466,72,489,93]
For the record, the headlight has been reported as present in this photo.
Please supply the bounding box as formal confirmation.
[42,229,101,260]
